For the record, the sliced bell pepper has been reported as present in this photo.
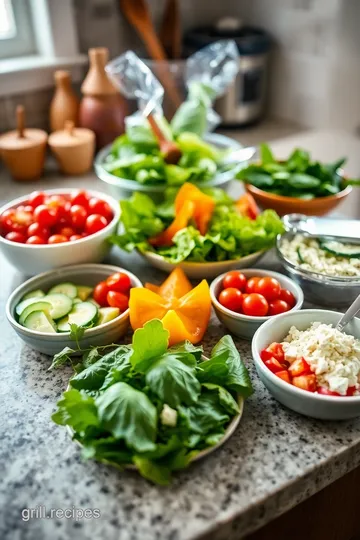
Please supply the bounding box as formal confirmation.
[145,268,192,300]
[144,283,160,294]
[149,199,195,247]
[235,193,260,220]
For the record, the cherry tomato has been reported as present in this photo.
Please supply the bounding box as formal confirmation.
[255,277,281,302]
[18,204,34,214]
[93,281,109,306]
[106,272,131,294]
[48,234,68,244]
[268,299,290,316]
[28,191,46,208]
[13,209,33,227]
[88,198,113,221]
[47,195,69,219]
[71,190,89,208]
[242,293,268,316]
[26,235,46,244]
[107,291,129,312]
[70,205,88,229]
[8,222,27,235]
[85,214,107,235]
[218,288,243,312]
[34,205,57,228]
[27,222,49,239]
[222,271,247,292]
[279,288,296,308]
[69,234,83,241]
[58,227,75,238]
[5,231,26,243]
[246,277,260,294]
[0,210,15,234]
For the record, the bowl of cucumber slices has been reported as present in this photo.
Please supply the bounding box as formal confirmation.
[6,264,142,356]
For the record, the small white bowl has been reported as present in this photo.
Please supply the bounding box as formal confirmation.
[0,188,120,275]
[210,269,304,340]
[6,263,142,356]
[252,309,360,420]
[141,250,265,280]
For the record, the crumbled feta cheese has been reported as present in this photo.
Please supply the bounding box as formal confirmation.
[281,322,360,395]
[160,404,177,427]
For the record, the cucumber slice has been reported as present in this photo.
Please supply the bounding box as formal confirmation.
[19,301,52,326]
[23,311,57,333]
[48,282,77,299]
[97,307,120,326]
[88,298,100,308]
[73,298,82,304]
[43,293,73,320]
[320,240,360,258]
[21,289,45,301]
[77,285,93,301]
[16,297,44,316]
[57,302,98,332]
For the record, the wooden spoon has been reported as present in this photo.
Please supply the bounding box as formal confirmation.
[160,0,182,59]
[146,113,182,164]
[119,0,182,107]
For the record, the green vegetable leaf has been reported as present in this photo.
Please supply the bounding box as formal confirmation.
[288,173,321,190]
[52,388,99,432]
[69,323,85,345]
[201,383,240,415]
[132,457,172,485]
[96,382,157,453]
[286,149,310,171]
[245,172,274,188]
[178,391,229,435]
[260,143,275,164]
[168,341,203,361]
[81,436,132,466]
[49,346,76,370]
[130,320,169,372]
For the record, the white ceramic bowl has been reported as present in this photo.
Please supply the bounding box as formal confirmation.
[6,264,142,356]
[210,269,304,340]
[0,188,120,275]
[141,250,266,280]
[252,309,360,420]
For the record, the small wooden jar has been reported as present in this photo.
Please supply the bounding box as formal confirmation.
[0,106,47,181]
[48,121,95,175]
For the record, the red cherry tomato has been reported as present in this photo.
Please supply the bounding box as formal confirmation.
[8,221,28,235]
[255,277,281,302]
[222,271,247,292]
[106,272,131,294]
[278,288,296,308]
[268,299,291,316]
[27,222,49,239]
[242,293,268,316]
[69,234,83,241]
[71,190,89,208]
[85,214,107,235]
[18,204,34,214]
[246,277,260,294]
[59,227,75,238]
[13,209,33,226]
[5,231,26,243]
[26,235,46,244]
[93,281,109,306]
[34,205,57,228]
[0,210,15,234]
[88,198,113,221]
[46,195,69,219]
[28,191,46,208]
[107,291,129,312]
[48,234,68,244]
[70,205,88,229]
[218,287,243,312]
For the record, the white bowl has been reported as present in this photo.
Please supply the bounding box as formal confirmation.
[141,250,266,280]
[0,188,120,275]
[6,264,142,356]
[252,309,360,420]
[210,269,304,340]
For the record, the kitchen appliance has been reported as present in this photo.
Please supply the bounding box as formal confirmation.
[184,20,271,127]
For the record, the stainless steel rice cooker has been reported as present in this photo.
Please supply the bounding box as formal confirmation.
[184,21,271,127]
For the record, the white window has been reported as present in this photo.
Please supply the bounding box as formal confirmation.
[0,0,37,59]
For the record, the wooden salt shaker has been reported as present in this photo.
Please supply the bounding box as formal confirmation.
[48,121,95,175]
[50,70,79,132]
[0,105,47,181]
[79,47,128,149]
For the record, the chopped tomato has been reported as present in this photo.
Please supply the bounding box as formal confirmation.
[288,357,311,377]
[317,387,341,396]
[275,370,291,383]
[264,357,283,373]
[260,342,285,363]
[235,193,259,220]
[347,387,356,396]
[292,374,317,392]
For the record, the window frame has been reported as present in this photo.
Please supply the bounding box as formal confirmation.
[0,0,37,59]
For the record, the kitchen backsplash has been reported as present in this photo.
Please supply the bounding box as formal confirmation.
[1,0,359,133]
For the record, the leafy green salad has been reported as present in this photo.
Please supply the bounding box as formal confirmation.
[111,188,284,264]
[237,143,360,199]
[51,320,253,485]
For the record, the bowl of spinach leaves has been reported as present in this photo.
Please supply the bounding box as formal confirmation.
[51,319,253,485]
[236,144,358,216]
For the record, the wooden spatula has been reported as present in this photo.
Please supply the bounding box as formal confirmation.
[159,0,182,59]
[146,113,182,164]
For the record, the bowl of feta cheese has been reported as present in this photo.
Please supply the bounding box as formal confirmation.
[277,232,360,307]
[252,309,360,419]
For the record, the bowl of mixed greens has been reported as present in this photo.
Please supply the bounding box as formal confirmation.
[95,120,242,201]
[237,144,357,216]
[110,183,285,279]
[51,319,253,485]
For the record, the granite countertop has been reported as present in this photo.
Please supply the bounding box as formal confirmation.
[1,128,360,540]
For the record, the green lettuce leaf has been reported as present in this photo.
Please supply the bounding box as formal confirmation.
[178,391,229,435]
[130,319,169,372]
[52,388,99,432]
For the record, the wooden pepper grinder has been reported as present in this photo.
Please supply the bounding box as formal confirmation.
[0,105,47,181]
[79,47,128,149]
[50,70,79,132]
[48,121,95,175]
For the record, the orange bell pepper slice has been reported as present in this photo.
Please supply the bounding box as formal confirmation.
[158,267,192,300]
[144,283,160,294]
[149,199,195,247]
[235,193,260,220]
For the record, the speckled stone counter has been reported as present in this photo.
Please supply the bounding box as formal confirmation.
[1,131,360,540]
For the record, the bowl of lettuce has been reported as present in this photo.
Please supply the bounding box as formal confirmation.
[110,186,285,279]
[51,319,253,485]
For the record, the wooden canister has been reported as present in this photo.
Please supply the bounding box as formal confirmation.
[48,121,95,175]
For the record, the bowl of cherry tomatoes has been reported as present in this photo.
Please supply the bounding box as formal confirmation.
[210,269,304,340]
[0,188,120,275]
